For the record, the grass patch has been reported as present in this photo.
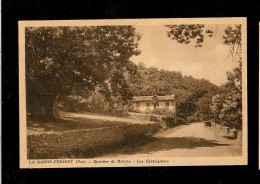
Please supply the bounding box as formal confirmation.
[27,113,129,134]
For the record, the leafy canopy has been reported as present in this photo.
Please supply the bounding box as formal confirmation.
[25,26,141,102]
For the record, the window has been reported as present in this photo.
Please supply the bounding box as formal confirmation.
[165,101,169,108]
[136,102,140,109]
[146,102,150,109]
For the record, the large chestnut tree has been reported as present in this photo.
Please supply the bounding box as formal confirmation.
[25,26,140,120]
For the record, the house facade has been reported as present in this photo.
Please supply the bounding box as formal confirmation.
[131,95,176,113]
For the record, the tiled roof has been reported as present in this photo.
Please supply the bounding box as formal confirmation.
[132,95,175,102]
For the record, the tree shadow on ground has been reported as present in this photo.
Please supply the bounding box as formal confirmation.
[78,136,230,158]
[115,136,230,155]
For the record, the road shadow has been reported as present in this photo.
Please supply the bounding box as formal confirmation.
[113,136,230,155]
[77,136,230,158]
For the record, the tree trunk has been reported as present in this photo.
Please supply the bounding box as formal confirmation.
[43,94,60,120]
[52,94,60,119]
[29,93,60,121]
[28,94,43,121]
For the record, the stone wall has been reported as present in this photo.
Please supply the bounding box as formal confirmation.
[128,112,176,129]
[28,123,160,159]
[128,112,153,121]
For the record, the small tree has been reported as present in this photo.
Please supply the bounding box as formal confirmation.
[210,94,224,123]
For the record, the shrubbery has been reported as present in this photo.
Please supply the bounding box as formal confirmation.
[220,121,241,130]
[60,95,87,112]
[60,93,131,117]
[176,117,188,125]
[127,104,141,113]
[61,93,112,115]
[186,115,200,123]
[151,107,174,116]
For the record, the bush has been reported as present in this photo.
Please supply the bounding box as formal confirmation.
[186,115,200,123]
[61,93,112,115]
[127,103,134,112]
[230,121,242,130]
[220,121,230,127]
[164,116,175,128]
[131,109,141,113]
[150,115,161,122]
[152,107,174,116]
[61,95,87,112]
[177,117,188,125]
[127,103,142,114]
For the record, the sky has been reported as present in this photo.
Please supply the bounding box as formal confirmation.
[130,25,239,86]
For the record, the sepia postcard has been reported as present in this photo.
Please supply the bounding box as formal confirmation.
[19,18,247,168]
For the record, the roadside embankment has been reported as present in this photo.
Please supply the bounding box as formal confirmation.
[28,122,160,159]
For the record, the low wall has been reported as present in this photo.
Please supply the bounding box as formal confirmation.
[128,112,152,121]
[128,113,177,130]
[28,123,160,159]
[212,123,242,144]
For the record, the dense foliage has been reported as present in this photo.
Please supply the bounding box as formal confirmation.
[166,24,243,128]
[210,59,242,129]
[26,23,243,129]
[25,26,140,120]
[166,24,213,47]
[128,62,220,119]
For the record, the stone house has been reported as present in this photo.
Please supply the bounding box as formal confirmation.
[131,95,176,113]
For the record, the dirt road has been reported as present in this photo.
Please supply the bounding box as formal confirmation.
[101,122,242,158]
